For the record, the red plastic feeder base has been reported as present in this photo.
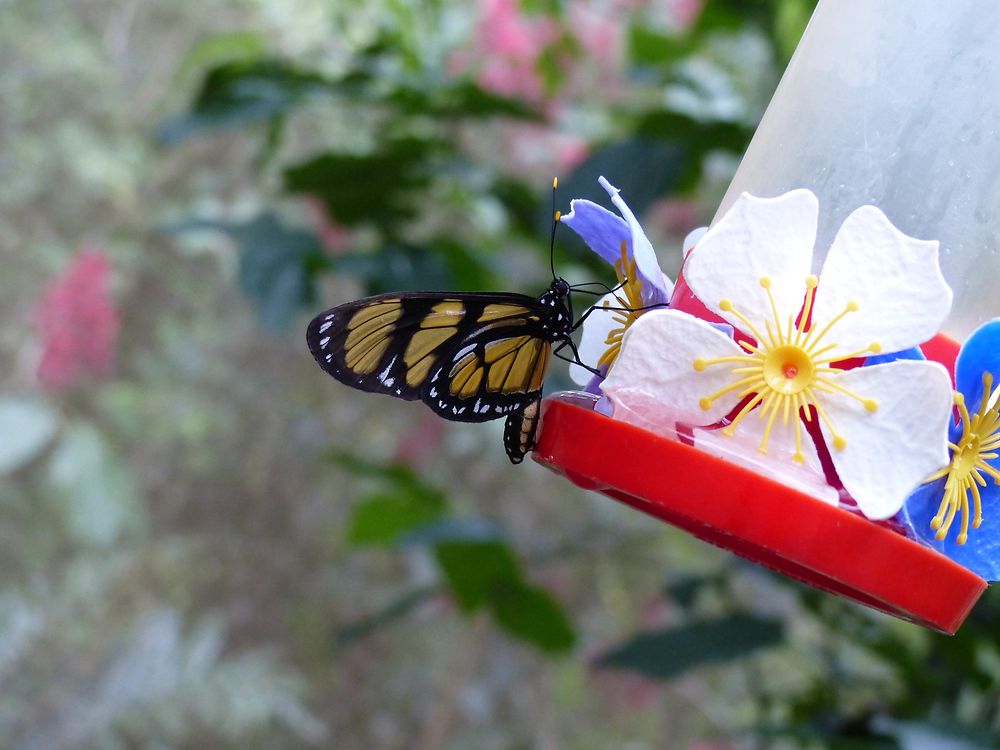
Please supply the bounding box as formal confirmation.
[533,397,987,634]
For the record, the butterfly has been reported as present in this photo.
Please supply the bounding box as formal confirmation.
[306,278,582,463]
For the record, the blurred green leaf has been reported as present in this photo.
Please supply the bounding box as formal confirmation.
[490,580,575,653]
[334,586,438,646]
[175,214,323,331]
[434,541,521,612]
[774,0,815,62]
[559,138,685,220]
[347,489,447,547]
[388,80,542,120]
[330,244,455,294]
[47,422,143,547]
[628,26,695,67]
[175,31,268,81]
[663,574,721,608]
[159,59,333,145]
[284,137,441,229]
[596,614,783,679]
[0,398,59,475]
[331,238,496,295]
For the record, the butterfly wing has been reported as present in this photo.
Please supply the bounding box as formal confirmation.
[307,292,554,423]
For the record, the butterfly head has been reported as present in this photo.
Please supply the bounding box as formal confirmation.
[551,277,571,299]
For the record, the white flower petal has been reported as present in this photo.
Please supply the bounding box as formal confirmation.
[683,190,818,338]
[682,226,707,257]
[693,425,839,507]
[813,205,953,355]
[569,292,619,386]
[819,360,953,520]
[602,308,747,427]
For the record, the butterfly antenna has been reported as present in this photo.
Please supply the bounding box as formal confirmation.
[549,177,559,282]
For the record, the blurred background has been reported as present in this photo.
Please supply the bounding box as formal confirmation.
[2,0,999,747]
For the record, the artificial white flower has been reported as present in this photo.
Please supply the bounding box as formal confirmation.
[603,189,955,520]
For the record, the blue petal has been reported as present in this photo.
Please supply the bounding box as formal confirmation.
[955,318,1000,409]
[599,177,672,306]
[864,346,925,367]
[901,476,1000,580]
[560,181,671,308]
[560,199,630,267]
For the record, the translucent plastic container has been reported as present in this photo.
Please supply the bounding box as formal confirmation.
[719,0,1000,340]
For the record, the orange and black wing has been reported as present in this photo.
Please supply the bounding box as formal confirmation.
[306,292,555,424]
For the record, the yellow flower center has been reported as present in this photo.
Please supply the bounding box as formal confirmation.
[923,373,1000,545]
[597,241,644,372]
[693,275,881,463]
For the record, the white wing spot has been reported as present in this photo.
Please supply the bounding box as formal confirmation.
[319,321,332,333]
[320,336,330,347]
[325,354,333,362]
[377,356,397,385]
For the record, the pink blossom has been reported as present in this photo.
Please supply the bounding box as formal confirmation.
[501,123,590,174]
[35,249,119,390]
[568,0,624,65]
[393,413,446,467]
[450,0,559,103]
[671,0,704,27]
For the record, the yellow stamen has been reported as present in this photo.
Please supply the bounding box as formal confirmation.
[597,241,645,372]
[921,376,1000,545]
[693,275,877,459]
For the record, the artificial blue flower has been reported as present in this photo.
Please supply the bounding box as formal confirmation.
[560,177,672,388]
[560,176,671,307]
[901,318,1000,580]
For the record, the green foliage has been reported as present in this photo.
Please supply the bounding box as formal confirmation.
[171,214,325,330]
[283,137,441,230]
[159,59,335,145]
[596,613,783,680]
[490,579,576,653]
[435,540,522,611]
[436,540,575,653]
[339,454,576,652]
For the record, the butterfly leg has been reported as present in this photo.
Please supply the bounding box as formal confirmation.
[552,338,602,377]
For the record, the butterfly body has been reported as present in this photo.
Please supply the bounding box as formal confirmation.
[307,279,575,463]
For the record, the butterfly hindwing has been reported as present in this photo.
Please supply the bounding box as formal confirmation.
[423,306,553,422]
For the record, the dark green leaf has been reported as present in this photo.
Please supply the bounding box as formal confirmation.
[159,60,333,145]
[330,244,458,295]
[388,80,542,120]
[596,614,783,680]
[558,138,685,221]
[167,214,323,330]
[490,580,576,653]
[434,541,521,612]
[334,586,438,646]
[774,0,815,63]
[628,26,694,67]
[347,489,447,548]
[284,137,441,229]
[663,574,721,608]
[232,215,322,330]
